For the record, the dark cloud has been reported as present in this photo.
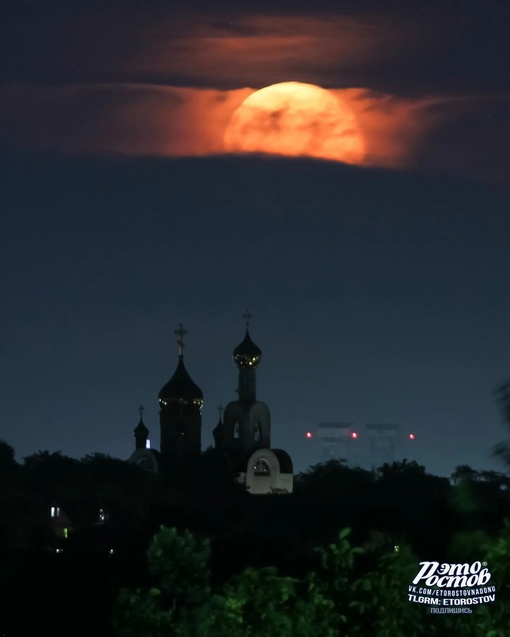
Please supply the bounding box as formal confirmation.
[411,96,510,185]
[1,2,507,95]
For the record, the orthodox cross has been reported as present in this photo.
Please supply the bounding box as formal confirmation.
[175,323,187,356]
[243,310,252,328]
[138,404,144,419]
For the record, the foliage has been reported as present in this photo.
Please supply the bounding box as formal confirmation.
[115,521,510,637]
[451,464,480,484]
[449,481,479,514]
[451,465,510,489]
[349,544,429,637]
[474,518,510,633]
[430,519,510,637]
[23,450,82,479]
[184,447,243,494]
[376,459,426,481]
[313,528,362,597]
[448,528,492,561]
[146,526,211,606]
[295,459,373,496]
[217,528,364,637]
[116,526,211,637]
[116,588,175,637]
[0,439,16,473]
[115,526,342,637]
[220,567,304,637]
[493,379,510,467]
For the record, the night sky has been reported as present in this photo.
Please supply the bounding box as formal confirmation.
[1,0,509,477]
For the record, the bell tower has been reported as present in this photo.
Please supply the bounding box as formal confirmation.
[158,324,203,471]
[217,313,271,468]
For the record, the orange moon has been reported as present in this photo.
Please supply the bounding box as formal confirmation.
[223,82,365,164]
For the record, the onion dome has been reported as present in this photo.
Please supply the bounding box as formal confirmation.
[233,330,262,368]
[159,355,203,409]
[134,418,149,437]
[213,417,224,445]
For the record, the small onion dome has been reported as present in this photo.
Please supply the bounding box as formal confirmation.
[233,330,262,368]
[134,418,149,437]
[158,355,203,407]
[213,418,224,443]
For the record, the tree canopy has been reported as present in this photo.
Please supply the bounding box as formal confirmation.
[115,524,510,637]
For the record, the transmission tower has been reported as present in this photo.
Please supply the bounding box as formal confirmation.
[366,423,401,469]
[317,423,359,464]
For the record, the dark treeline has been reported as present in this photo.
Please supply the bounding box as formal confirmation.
[1,435,510,636]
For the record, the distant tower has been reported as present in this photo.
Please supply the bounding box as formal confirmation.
[128,405,159,472]
[158,324,203,471]
[215,313,293,494]
[366,423,401,469]
[217,312,271,467]
[317,423,355,463]
[134,404,149,450]
[213,405,224,449]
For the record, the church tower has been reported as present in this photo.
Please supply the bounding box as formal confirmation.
[215,312,293,493]
[134,405,149,450]
[128,405,159,472]
[217,313,271,469]
[158,324,203,471]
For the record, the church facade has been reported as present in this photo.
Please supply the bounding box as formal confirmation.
[128,319,293,494]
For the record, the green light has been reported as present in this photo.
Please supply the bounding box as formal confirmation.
[63,527,68,539]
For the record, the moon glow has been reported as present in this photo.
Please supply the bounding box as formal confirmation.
[224,82,365,164]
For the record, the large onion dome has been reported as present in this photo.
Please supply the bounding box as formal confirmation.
[233,329,262,368]
[158,355,203,409]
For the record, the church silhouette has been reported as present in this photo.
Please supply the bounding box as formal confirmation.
[128,315,293,494]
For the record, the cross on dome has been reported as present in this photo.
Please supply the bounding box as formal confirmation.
[243,310,252,328]
[174,323,188,356]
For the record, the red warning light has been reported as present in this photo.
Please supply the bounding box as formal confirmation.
[306,431,313,439]
[351,432,358,439]
[409,433,415,440]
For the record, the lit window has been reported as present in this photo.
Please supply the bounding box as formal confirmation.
[50,506,60,518]
[55,548,63,554]
[108,548,115,555]
[254,458,271,476]
[63,527,68,539]
[146,439,151,449]
[99,509,106,522]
